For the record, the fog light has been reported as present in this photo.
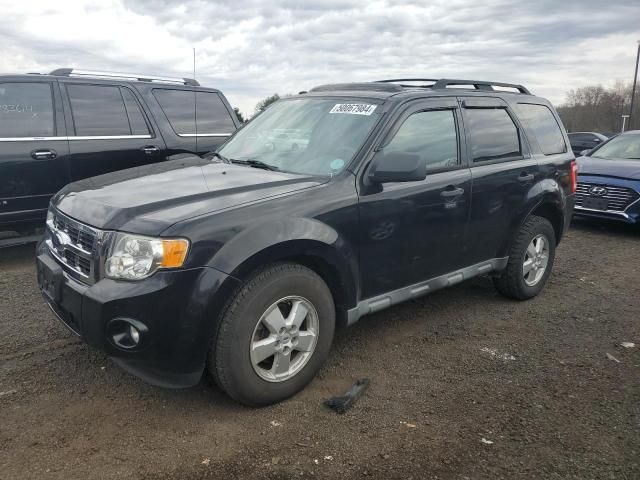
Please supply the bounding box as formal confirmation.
[106,318,148,350]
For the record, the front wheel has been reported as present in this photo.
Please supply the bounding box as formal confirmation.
[210,263,335,406]
[493,215,556,300]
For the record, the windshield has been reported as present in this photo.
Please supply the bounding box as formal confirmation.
[218,98,381,175]
[591,134,640,160]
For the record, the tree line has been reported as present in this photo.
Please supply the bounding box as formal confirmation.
[557,81,639,134]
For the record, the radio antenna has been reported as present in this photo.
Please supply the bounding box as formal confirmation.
[193,47,198,153]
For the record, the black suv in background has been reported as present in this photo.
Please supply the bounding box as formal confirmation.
[0,68,239,236]
[37,78,576,406]
[567,131,609,156]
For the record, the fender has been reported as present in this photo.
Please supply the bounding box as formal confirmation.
[499,177,566,257]
[206,216,359,310]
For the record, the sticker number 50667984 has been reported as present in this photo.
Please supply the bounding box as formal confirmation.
[329,104,377,115]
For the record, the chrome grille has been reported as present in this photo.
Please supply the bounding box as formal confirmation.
[46,209,100,280]
[575,183,639,211]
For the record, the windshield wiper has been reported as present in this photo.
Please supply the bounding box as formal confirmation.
[230,159,280,171]
[208,151,231,164]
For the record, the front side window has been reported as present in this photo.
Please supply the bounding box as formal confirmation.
[219,98,381,175]
[465,108,521,162]
[153,89,235,135]
[67,84,131,136]
[384,109,458,172]
[515,103,566,155]
[0,82,54,137]
[591,134,640,160]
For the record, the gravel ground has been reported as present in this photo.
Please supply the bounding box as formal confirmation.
[0,218,638,480]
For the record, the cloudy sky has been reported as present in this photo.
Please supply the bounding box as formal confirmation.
[1,0,638,116]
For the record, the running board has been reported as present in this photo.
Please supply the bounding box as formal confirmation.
[346,257,508,326]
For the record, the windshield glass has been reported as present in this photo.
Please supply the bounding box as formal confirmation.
[591,134,640,160]
[218,98,381,175]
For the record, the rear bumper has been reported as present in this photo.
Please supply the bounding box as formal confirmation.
[36,240,240,388]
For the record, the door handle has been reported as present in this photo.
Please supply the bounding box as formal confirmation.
[141,145,160,155]
[30,149,57,160]
[440,186,465,198]
[518,172,535,183]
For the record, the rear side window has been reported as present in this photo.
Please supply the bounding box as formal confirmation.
[68,85,131,136]
[465,108,521,162]
[0,83,54,137]
[385,110,458,171]
[153,89,235,135]
[195,92,236,133]
[515,103,566,155]
[121,88,150,135]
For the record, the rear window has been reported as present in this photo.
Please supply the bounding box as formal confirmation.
[465,108,521,162]
[153,89,235,135]
[0,82,54,137]
[68,84,131,136]
[515,103,566,155]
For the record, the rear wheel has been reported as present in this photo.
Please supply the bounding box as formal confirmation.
[493,215,556,300]
[210,263,335,406]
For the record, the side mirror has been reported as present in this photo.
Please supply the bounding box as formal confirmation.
[579,149,591,157]
[369,152,427,183]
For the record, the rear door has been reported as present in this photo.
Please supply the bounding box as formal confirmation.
[61,82,167,181]
[0,80,70,225]
[461,97,539,265]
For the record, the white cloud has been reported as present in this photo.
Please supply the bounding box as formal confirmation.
[0,0,638,116]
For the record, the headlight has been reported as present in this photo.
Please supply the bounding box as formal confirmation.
[105,233,189,280]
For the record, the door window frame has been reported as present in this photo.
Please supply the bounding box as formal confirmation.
[360,97,467,185]
[0,81,58,141]
[62,81,155,140]
[460,96,531,167]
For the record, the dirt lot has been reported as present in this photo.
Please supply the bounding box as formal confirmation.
[0,219,638,480]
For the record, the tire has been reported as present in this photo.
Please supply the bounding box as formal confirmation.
[493,215,556,300]
[210,263,335,406]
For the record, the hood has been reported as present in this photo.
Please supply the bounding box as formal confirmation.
[53,155,325,235]
[577,155,640,180]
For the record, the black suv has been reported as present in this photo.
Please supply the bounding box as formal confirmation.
[567,131,609,156]
[0,68,239,237]
[36,78,576,406]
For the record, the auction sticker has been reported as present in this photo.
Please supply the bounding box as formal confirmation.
[329,103,377,115]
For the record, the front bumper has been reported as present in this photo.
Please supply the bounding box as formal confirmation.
[574,176,640,224]
[36,240,239,388]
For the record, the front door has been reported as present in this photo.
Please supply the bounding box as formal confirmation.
[358,98,471,299]
[0,80,70,226]
[61,82,167,181]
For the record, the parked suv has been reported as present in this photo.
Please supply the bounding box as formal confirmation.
[568,131,609,156]
[0,68,239,236]
[36,78,575,406]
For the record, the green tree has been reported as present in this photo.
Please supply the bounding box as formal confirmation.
[254,93,281,114]
[233,107,246,123]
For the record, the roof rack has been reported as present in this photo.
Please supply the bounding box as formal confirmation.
[49,68,200,86]
[377,78,531,95]
[309,82,404,93]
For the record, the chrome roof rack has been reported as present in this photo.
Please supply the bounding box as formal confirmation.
[49,68,200,86]
[377,78,531,95]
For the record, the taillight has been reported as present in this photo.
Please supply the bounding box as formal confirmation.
[570,160,578,193]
